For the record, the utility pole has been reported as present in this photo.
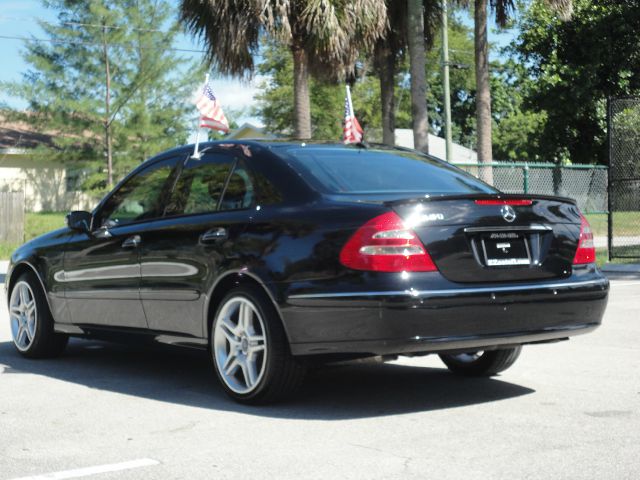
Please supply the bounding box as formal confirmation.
[441,0,453,162]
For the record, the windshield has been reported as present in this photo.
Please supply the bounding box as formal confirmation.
[282,147,497,195]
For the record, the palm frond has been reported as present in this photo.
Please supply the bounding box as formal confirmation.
[542,0,573,20]
[180,0,262,77]
[490,0,515,27]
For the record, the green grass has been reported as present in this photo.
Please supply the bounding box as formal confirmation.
[588,212,640,265]
[24,211,67,239]
[586,211,640,237]
[1,212,67,260]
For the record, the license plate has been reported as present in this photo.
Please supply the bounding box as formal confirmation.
[481,232,531,267]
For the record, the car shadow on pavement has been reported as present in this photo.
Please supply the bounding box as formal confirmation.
[0,338,534,419]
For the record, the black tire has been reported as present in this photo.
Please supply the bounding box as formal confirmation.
[210,285,305,404]
[439,347,522,376]
[8,272,68,358]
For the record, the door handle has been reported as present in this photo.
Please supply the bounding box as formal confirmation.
[201,227,228,243]
[122,235,141,249]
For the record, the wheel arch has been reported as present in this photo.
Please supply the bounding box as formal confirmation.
[203,271,290,343]
[6,261,54,315]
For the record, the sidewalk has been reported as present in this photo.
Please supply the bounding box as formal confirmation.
[600,262,640,280]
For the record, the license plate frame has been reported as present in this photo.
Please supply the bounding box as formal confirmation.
[481,232,531,267]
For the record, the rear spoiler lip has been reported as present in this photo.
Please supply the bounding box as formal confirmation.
[383,193,578,207]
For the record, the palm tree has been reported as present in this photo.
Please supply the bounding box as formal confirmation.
[180,0,387,139]
[472,0,572,170]
[407,0,429,152]
[374,0,440,147]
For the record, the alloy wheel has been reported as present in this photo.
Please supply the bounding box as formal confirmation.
[213,297,267,394]
[9,281,38,352]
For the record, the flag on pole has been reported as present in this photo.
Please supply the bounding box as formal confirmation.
[343,85,363,144]
[194,82,229,133]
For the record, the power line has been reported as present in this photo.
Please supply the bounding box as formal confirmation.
[0,34,207,54]
[0,14,169,34]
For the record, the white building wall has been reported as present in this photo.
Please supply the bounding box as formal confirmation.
[393,129,478,164]
[0,159,94,212]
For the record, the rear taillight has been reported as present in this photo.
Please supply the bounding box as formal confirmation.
[339,212,437,272]
[573,214,596,265]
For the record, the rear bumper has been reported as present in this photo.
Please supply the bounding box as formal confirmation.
[279,271,609,356]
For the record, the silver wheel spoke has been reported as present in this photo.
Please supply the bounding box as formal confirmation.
[220,320,239,344]
[25,300,36,317]
[17,326,28,346]
[9,305,21,317]
[223,355,239,376]
[238,302,252,332]
[245,355,259,387]
[19,284,29,305]
[26,318,36,340]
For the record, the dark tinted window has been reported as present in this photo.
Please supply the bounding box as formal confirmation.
[165,153,235,216]
[284,147,496,194]
[219,162,254,211]
[252,169,283,206]
[100,157,176,226]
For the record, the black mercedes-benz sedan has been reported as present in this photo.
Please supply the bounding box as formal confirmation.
[5,141,609,403]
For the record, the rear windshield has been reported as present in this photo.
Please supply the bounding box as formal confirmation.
[283,147,497,195]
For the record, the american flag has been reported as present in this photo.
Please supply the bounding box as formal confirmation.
[194,82,229,133]
[343,85,363,144]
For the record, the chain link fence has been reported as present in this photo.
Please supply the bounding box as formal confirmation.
[456,162,608,214]
[456,162,610,253]
[609,97,640,259]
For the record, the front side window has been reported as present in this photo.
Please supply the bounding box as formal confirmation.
[100,157,176,227]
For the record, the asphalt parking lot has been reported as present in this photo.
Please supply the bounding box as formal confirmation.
[0,274,639,480]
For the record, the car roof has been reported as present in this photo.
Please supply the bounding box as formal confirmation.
[146,139,446,166]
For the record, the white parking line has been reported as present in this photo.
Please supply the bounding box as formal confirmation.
[8,458,160,480]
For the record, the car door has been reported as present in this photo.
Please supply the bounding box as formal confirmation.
[136,147,255,337]
[63,156,179,329]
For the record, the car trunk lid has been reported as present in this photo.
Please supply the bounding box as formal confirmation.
[387,194,582,283]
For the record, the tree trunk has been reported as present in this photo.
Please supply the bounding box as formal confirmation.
[102,25,113,187]
[407,0,429,153]
[475,0,493,183]
[376,44,396,146]
[291,45,312,139]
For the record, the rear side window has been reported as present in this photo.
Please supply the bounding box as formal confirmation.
[164,152,256,216]
[284,147,496,194]
[165,153,236,216]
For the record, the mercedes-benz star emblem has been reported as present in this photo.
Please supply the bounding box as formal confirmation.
[501,205,517,223]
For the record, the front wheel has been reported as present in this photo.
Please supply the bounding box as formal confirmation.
[210,285,305,404]
[9,272,68,358]
[439,347,522,376]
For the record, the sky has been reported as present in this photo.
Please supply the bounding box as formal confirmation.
[0,0,516,131]
[0,0,264,126]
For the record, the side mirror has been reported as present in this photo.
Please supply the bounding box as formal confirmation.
[65,210,92,233]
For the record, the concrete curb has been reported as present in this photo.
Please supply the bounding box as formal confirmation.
[601,263,640,273]
[0,261,8,275]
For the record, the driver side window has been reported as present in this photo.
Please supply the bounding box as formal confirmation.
[100,157,176,227]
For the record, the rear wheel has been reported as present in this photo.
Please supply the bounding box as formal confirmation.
[9,272,68,358]
[210,285,305,404]
[439,347,522,376]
